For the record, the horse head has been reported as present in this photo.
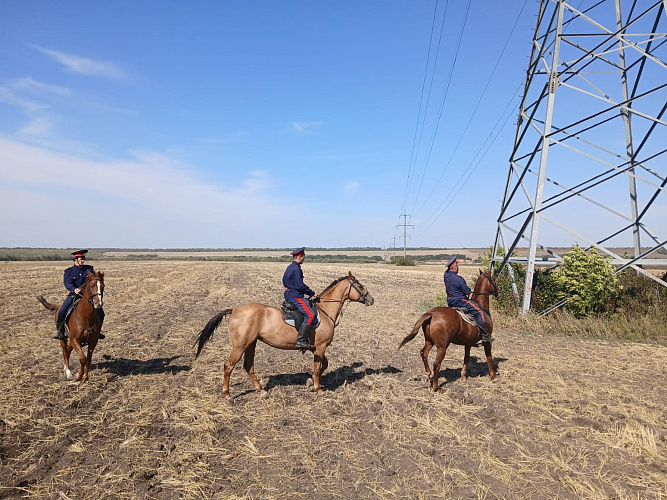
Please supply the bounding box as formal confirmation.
[346,271,374,306]
[84,271,105,308]
[477,269,499,297]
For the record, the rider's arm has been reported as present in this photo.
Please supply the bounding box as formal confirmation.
[63,268,77,294]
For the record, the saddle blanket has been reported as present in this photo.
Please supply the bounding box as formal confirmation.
[452,307,477,326]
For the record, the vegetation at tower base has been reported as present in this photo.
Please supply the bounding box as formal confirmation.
[481,244,666,343]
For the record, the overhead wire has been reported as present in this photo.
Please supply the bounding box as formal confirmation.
[408,0,472,218]
[400,0,446,216]
[412,0,530,220]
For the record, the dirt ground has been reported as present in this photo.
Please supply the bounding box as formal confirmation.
[0,261,665,499]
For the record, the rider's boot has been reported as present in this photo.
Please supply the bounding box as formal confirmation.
[97,332,106,340]
[478,323,493,343]
[295,322,312,351]
[52,322,66,340]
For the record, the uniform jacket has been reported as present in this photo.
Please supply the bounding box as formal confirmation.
[443,270,471,304]
[283,261,315,301]
[63,264,95,295]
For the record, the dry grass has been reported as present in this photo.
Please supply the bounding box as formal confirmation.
[0,261,665,499]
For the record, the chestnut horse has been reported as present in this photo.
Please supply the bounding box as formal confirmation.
[399,270,498,391]
[195,271,374,399]
[37,271,105,382]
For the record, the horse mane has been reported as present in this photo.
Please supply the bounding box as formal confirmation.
[319,276,349,296]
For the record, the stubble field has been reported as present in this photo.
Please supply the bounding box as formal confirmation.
[0,261,665,499]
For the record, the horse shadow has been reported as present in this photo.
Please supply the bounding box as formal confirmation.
[264,362,401,393]
[437,355,508,384]
[92,355,191,378]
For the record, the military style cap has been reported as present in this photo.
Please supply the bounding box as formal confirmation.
[71,250,88,258]
[446,255,458,268]
[290,247,306,256]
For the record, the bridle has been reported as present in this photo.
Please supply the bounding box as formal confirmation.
[316,276,371,327]
[82,276,104,307]
[472,272,499,297]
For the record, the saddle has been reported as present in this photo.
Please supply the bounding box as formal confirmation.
[451,307,478,326]
[280,300,320,330]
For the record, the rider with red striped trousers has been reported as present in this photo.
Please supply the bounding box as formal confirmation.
[283,247,319,350]
[443,256,493,343]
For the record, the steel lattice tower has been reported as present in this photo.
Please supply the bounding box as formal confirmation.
[491,0,667,313]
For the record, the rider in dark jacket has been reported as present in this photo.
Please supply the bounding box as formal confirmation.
[53,250,105,340]
[443,256,492,343]
[283,247,319,350]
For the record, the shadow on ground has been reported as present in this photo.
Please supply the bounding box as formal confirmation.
[93,355,191,376]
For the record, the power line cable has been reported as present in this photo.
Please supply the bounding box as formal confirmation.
[411,0,530,218]
[408,0,472,217]
[401,0,446,215]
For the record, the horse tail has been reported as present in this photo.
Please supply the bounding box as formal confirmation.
[36,295,58,311]
[398,312,433,349]
[194,309,233,359]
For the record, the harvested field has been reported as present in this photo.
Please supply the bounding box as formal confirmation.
[1,261,665,499]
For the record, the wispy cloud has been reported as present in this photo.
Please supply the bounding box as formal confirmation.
[292,121,321,133]
[343,181,360,196]
[32,45,126,80]
[12,76,71,96]
[0,137,314,247]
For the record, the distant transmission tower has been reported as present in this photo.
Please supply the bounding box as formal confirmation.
[491,0,667,313]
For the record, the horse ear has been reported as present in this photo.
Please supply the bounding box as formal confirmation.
[348,271,355,279]
[100,271,105,278]
[479,268,483,275]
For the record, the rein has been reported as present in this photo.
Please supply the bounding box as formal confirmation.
[316,278,368,327]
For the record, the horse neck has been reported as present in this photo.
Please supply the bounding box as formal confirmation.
[318,280,349,320]
[78,276,96,314]
[470,279,491,311]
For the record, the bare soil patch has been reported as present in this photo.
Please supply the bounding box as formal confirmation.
[1,261,665,499]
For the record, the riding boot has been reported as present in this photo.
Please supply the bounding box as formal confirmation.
[295,322,312,350]
[52,322,66,340]
[478,322,493,343]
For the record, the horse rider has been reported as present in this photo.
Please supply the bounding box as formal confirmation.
[443,255,493,343]
[283,247,319,350]
[53,250,105,340]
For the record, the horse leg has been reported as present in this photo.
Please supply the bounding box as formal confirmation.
[420,340,434,379]
[222,347,245,400]
[431,345,448,392]
[461,345,472,380]
[242,341,266,397]
[484,341,497,381]
[70,340,87,382]
[61,341,73,379]
[82,338,98,382]
[311,351,327,395]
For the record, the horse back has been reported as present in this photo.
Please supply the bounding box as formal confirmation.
[427,307,478,346]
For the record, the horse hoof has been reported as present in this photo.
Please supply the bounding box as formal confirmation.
[306,378,313,388]
[259,391,269,398]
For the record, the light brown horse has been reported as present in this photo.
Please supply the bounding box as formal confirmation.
[195,271,374,399]
[399,269,498,391]
[37,271,105,382]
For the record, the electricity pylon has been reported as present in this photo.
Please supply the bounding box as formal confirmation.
[491,0,667,314]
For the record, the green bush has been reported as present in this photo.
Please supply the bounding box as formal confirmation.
[550,244,618,317]
[389,257,416,266]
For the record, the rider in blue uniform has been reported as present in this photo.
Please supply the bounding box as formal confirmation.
[53,250,105,340]
[283,247,319,350]
[443,256,492,343]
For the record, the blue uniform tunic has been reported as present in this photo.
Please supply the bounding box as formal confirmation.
[283,261,317,325]
[443,270,486,328]
[57,264,105,326]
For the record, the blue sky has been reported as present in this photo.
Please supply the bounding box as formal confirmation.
[4,0,660,250]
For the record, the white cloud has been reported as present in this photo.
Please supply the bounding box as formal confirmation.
[343,181,359,196]
[292,121,321,133]
[13,77,71,96]
[18,116,54,137]
[0,136,315,247]
[32,45,126,80]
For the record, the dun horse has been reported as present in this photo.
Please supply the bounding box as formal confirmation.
[37,271,105,382]
[195,272,374,399]
[399,270,498,391]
